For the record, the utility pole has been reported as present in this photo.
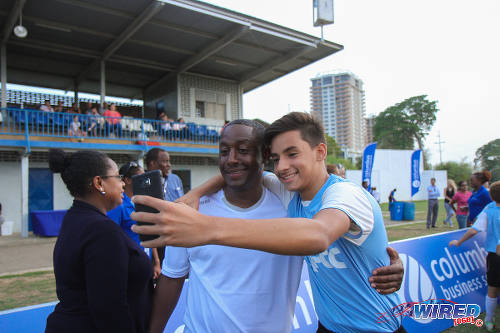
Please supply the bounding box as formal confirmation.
[434,131,445,164]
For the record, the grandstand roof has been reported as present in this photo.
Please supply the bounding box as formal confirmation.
[0,0,343,100]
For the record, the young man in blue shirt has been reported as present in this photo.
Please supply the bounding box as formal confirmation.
[133,113,405,332]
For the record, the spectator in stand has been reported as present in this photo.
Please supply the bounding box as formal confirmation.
[99,102,108,115]
[450,180,472,229]
[85,102,93,115]
[68,115,85,140]
[104,103,122,137]
[87,107,101,137]
[54,101,65,113]
[45,149,153,333]
[40,100,54,112]
[159,112,172,136]
[68,102,80,114]
[443,179,457,227]
[468,170,493,227]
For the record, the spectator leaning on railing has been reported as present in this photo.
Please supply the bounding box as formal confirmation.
[104,103,122,137]
[40,100,54,112]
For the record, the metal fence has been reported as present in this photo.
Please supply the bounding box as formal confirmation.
[0,108,222,145]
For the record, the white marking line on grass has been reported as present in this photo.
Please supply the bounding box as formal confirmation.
[0,301,58,315]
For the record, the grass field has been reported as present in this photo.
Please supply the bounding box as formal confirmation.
[1,200,498,332]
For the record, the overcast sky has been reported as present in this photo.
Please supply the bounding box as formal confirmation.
[205,0,500,166]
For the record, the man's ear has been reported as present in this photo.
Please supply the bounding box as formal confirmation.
[316,143,327,161]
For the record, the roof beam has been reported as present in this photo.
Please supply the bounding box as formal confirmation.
[8,39,176,73]
[72,1,164,88]
[147,25,249,91]
[239,45,316,84]
[1,0,27,45]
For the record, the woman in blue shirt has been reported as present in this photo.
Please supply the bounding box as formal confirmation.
[468,170,492,227]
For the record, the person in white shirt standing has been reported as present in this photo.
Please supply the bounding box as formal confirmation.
[426,177,440,229]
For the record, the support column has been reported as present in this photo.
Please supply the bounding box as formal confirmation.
[74,79,79,104]
[100,60,106,107]
[1,44,7,110]
[20,153,29,237]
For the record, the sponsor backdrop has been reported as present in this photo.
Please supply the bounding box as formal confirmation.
[361,142,377,192]
[391,229,487,332]
[0,230,488,332]
[410,150,422,196]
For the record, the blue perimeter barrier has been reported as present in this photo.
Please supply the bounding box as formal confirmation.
[0,230,490,332]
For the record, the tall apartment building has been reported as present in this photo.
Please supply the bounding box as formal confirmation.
[365,115,375,146]
[310,72,366,158]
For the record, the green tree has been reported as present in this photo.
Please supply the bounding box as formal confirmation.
[474,138,500,182]
[325,134,341,158]
[434,160,473,184]
[373,95,438,166]
[326,156,359,170]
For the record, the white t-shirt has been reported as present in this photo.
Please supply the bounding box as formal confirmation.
[263,172,376,245]
[162,188,304,333]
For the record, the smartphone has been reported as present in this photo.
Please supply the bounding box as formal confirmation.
[132,170,164,242]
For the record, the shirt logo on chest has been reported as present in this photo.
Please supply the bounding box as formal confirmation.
[308,246,346,272]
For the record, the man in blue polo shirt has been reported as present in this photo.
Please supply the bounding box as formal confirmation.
[427,177,440,229]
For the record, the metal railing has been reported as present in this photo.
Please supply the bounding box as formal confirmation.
[0,108,222,145]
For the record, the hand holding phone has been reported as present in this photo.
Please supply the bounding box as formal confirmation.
[132,170,164,242]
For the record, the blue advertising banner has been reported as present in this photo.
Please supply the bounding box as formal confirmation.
[0,231,488,333]
[361,142,377,192]
[410,150,422,196]
[391,229,487,332]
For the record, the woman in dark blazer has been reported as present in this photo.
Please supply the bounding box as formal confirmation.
[45,149,153,333]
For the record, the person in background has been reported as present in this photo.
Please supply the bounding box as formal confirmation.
[68,115,84,139]
[98,102,108,115]
[468,170,492,227]
[67,102,80,114]
[426,177,440,229]
[388,188,397,210]
[86,107,100,137]
[362,180,369,191]
[107,161,161,279]
[104,103,122,137]
[0,202,5,228]
[84,102,93,115]
[54,101,64,113]
[326,163,346,178]
[443,179,457,227]
[144,148,184,270]
[449,181,500,332]
[371,186,381,203]
[45,149,153,333]
[450,180,472,229]
[40,100,54,112]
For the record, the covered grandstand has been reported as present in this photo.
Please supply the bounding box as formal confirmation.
[0,0,343,236]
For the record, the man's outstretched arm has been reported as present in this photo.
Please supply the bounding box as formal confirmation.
[149,274,186,333]
[131,196,350,256]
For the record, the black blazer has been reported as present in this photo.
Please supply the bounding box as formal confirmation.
[45,200,153,333]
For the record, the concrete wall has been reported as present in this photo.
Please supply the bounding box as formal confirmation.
[53,173,73,211]
[345,149,447,203]
[174,164,219,189]
[178,73,241,125]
